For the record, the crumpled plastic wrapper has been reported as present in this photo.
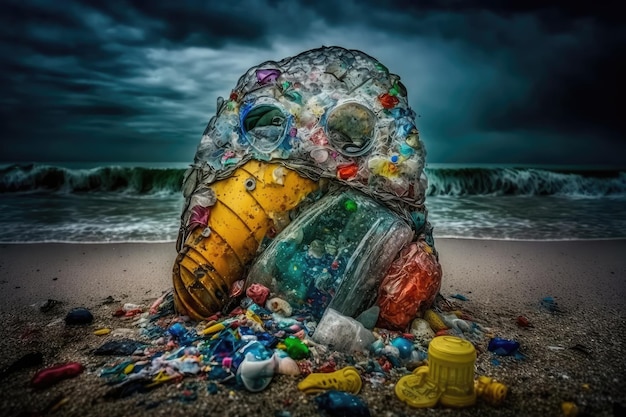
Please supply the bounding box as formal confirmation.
[376,240,442,330]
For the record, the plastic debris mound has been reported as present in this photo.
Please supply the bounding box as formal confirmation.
[173,45,441,327]
[88,290,499,411]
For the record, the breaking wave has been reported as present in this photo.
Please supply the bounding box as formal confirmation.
[0,164,185,195]
[1,163,624,197]
[425,167,626,197]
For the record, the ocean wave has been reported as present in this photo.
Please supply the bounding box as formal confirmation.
[0,164,185,194]
[425,167,626,197]
[1,163,624,197]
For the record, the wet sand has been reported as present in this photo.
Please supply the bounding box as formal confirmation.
[0,239,624,416]
[1,239,624,313]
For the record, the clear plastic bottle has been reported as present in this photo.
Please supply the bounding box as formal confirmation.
[245,189,412,319]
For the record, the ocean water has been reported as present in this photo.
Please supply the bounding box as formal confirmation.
[0,162,625,243]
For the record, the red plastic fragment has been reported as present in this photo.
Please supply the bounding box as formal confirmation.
[124,309,143,317]
[31,362,84,389]
[229,307,244,316]
[378,93,400,109]
[336,163,359,180]
[189,205,210,232]
[516,315,533,328]
[378,357,393,372]
[310,128,329,146]
[206,313,221,322]
[246,283,270,305]
[149,291,169,315]
[318,359,337,373]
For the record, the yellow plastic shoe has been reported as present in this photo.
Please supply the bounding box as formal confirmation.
[297,366,362,394]
[395,366,442,408]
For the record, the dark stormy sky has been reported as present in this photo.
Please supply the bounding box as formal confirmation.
[1,1,624,166]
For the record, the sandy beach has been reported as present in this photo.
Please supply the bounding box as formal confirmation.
[0,238,624,416]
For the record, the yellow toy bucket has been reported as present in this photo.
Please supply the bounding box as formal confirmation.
[395,335,477,408]
[427,335,477,407]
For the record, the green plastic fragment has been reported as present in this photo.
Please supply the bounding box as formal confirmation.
[375,62,389,74]
[284,336,310,359]
[344,199,358,212]
[284,90,303,104]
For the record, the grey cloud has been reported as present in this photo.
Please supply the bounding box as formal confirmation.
[0,0,624,165]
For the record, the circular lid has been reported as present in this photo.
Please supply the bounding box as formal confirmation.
[428,336,476,363]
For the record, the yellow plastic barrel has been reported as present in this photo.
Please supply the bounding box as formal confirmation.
[173,160,319,320]
[427,336,477,407]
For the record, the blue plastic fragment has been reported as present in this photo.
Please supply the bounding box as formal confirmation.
[167,323,198,346]
[168,323,186,338]
[390,337,414,359]
[141,324,166,339]
[514,351,527,360]
[488,337,520,356]
[540,296,562,313]
[256,332,279,348]
[209,331,243,358]
[238,326,254,336]
[315,390,371,417]
[65,307,94,325]
[207,382,219,395]
[363,359,384,374]
[99,360,134,377]
[93,339,145,356]
[242,341,273,360]
[385,354,402,368]
[450,293,469,301]
[207,367,236,384]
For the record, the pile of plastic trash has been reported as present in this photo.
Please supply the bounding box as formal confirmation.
[81,287,511,413]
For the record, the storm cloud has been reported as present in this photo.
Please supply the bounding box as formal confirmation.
[1,0,623,165]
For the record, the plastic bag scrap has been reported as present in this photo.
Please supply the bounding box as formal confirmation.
[172,46,440,321]
[375,240,442,330]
